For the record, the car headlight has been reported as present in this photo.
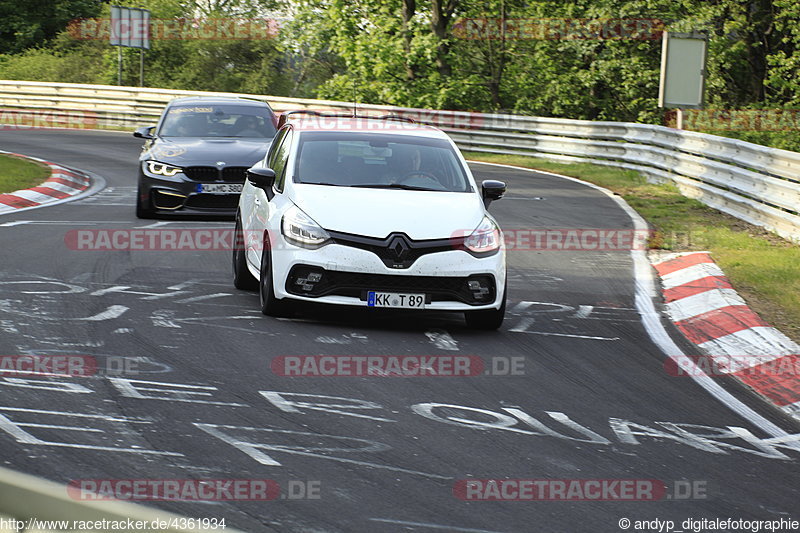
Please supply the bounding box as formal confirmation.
[146,160,183,177]
[281,205,331,248]
[463,216,501,255]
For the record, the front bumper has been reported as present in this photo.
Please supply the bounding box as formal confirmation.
[266,239,506,311]
[138,169,242,216]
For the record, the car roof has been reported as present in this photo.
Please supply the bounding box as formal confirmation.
[168,96,273,109]
[288,116,449,138]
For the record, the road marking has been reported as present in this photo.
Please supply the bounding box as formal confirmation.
[80,305,128,321]
[176,293,231,304]
[573,305,593,318]
[514,330,619,341]
[425,330,459,351]
[109,378,248,407]
[194,424,450,479]
[509,318,534,332]
[0,406,182,456]
[369,519,507,533]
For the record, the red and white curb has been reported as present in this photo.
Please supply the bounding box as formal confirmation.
[652,251,800,421]
[0,150,93,214]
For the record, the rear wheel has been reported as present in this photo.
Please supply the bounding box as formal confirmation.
[232,215,258,291]
[259,237,287,316]
[135,187,154,219]
[464,282,506,330]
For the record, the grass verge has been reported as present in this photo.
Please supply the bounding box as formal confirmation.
[464,151,800,343]
[0,154,51,193]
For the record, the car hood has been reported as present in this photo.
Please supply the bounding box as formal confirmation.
[143,138,270,167]
[289,185,485,240]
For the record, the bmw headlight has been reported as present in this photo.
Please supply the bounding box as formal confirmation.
[282,204,331,248]
[463,216,501,255]
[146,160,183,177]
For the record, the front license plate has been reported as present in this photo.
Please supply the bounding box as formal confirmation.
[367,291,426,309]
[197,183,243,194]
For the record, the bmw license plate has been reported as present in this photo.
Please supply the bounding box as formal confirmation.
[367,291,426,309]
[198,183,243,194]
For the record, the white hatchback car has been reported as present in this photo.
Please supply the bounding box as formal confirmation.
[232,115,507,329]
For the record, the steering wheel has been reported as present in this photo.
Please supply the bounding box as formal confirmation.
[398,171,440,184]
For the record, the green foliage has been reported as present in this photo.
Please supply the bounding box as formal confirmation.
[2,0,800,152]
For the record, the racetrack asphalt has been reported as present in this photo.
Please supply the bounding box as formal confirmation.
[0,129,798,533]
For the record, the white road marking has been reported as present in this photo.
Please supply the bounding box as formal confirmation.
[509,317,534,332]
[475,161,800,444]
[80,305,128,321]
[369,519,507,533]
[0,406,182,456]
[573,305,593,318]
[109,378,248,407]
[194,424,450,479]
[176,293,231,304]
[425,329,459,351]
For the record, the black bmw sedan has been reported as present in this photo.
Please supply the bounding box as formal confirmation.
[133,96,277,218]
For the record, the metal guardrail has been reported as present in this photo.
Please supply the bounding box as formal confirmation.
[1,79,799,242]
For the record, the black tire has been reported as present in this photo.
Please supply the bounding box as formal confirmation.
[232,215,258,291]
[258,237,287,316]
[464,282,506,330]
[135,188,154,219]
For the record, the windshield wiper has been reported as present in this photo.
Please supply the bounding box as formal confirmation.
[351,183,440,191]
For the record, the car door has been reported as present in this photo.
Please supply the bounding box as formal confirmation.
[246,128,293,269]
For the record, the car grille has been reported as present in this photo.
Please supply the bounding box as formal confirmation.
[184,195,240,209]
[328,231,461,269]
[183,166,248,183]
[285,265,495,306]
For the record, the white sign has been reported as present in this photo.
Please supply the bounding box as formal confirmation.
[658,31,707,109]
[110,5,150,49]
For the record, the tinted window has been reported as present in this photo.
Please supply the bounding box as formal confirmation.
[159,104,277,138]
[272,130,293,192]
[294,132,471,192]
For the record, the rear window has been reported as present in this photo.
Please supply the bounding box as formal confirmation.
[159,104,277,139]
[294,132,471,192]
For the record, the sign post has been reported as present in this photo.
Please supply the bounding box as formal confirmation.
[110,6,151,86]
[658,31,708,130]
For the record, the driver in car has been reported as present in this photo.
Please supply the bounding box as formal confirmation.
[234,116,262,137]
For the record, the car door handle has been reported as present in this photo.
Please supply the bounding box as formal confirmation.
[254,197,261,206]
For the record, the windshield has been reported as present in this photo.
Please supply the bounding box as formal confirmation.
[159,104,277,138]
[294,132,472,192]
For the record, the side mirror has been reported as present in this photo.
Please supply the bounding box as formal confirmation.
[133,126,156,139]
[481,180,506,207]
[247,167,276,190]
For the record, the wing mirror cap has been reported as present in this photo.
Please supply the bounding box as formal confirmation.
[247,167,276,189]
[133,126,156,139]
[481,180,506,206]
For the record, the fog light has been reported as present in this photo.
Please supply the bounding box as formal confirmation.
[467,278,491,300]
[295,270,323,292]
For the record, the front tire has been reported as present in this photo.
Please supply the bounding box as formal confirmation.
[135,187,154,219]
[259,237,286,316]
[464,283,506,330]
[232,216,258,291]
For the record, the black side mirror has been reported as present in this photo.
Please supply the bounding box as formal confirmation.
[481,180,506,207]
[133,126,156,139]
[247,167,276,190]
